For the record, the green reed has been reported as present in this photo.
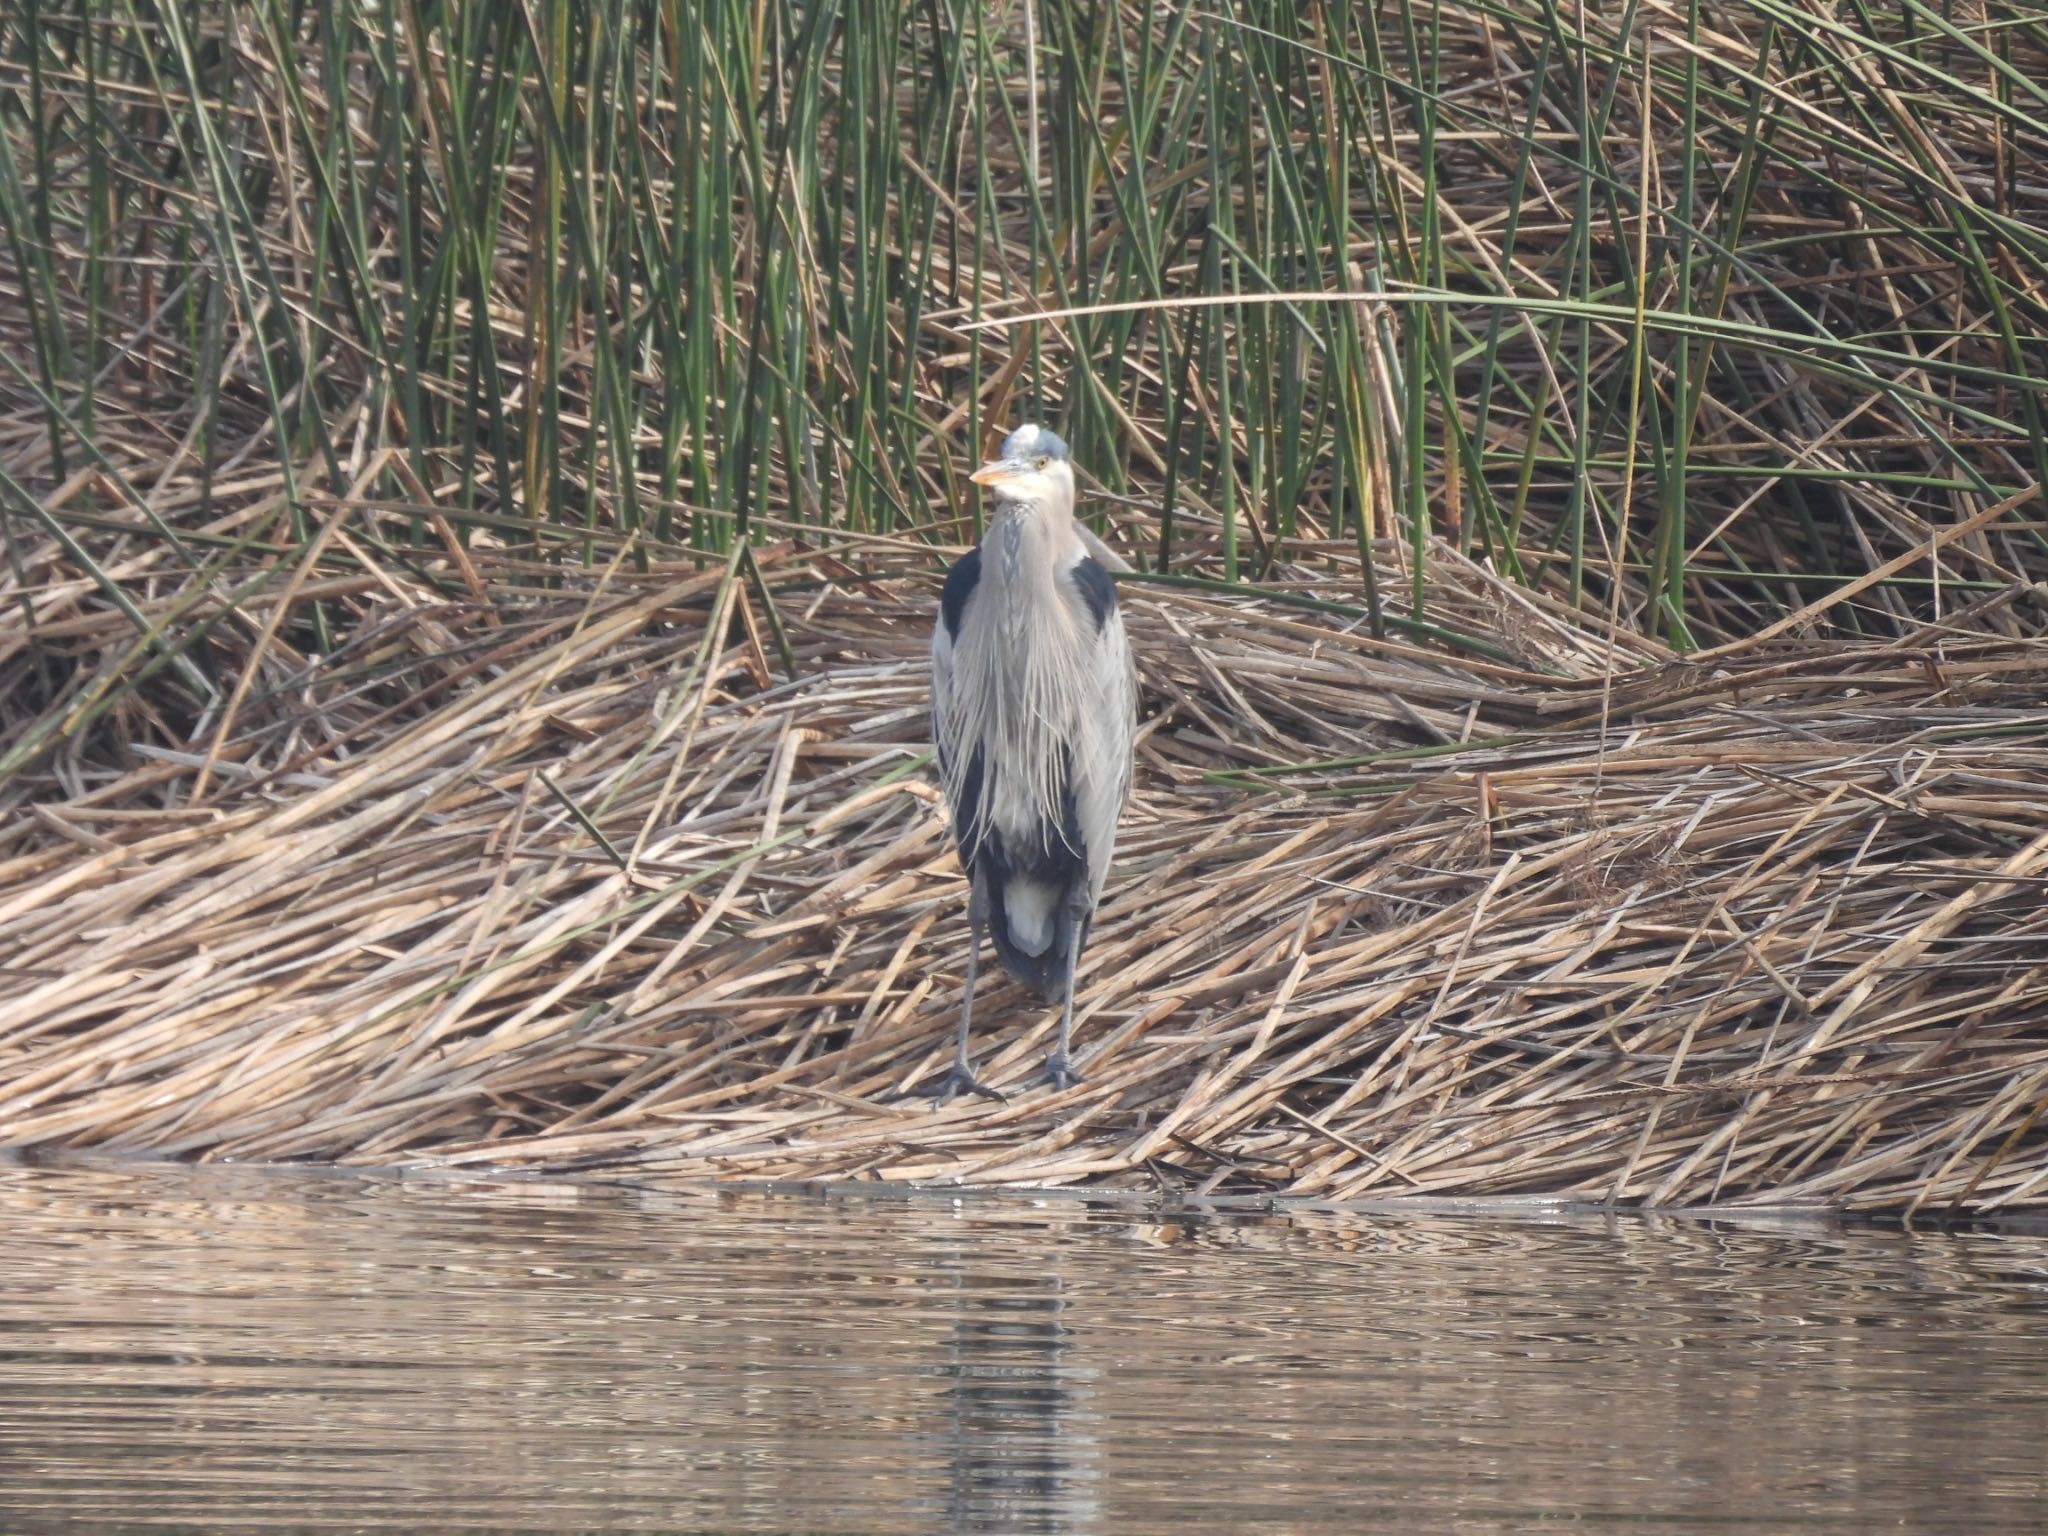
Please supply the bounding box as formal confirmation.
[3,0,2045,676]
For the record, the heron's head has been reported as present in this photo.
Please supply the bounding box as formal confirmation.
[969,423,1075,513]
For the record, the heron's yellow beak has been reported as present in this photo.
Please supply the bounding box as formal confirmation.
[968,457,1033,487]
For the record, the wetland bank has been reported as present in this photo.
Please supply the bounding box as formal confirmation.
[3,3,2047,1215]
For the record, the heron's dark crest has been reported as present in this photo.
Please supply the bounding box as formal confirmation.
[1000,423,1070,460]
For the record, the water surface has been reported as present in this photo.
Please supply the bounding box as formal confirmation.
[0,1163,2043,1533]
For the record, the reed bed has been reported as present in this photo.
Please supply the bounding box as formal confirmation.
[3,3,2048,1212]
[3,3,2047,647]
[1,528,2044,1213]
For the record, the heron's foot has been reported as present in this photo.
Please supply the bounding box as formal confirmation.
[906,1065,1006,1106]
[1041,1053,1085,1092]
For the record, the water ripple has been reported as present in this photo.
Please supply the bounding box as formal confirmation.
[0,1165,2042,1533]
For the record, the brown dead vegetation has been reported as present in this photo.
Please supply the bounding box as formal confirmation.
[3,528,2043,1214]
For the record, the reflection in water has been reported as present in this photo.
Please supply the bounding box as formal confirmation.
[929,1266,1095,1532]
[0,1163,2042,1533]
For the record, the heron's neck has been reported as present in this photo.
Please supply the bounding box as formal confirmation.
[958,497,1086,830]
[986,498,1073,602]
[977,497,1085,707]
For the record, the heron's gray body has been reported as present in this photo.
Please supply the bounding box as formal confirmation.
[925,424,1134,1094]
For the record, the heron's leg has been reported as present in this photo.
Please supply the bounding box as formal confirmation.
[1042,890,1090,1091]
[951,873,986,1075]
[911,865,1004,1104]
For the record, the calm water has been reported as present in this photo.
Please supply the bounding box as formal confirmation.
[0,1165,2044,1533]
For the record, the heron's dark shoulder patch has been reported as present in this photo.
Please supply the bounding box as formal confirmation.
[939,546,981,641]
[1070,554,1117,632]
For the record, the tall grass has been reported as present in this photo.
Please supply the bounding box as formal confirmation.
[3,0,2046,778]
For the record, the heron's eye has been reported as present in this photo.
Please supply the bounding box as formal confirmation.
[1034,455,1050,470]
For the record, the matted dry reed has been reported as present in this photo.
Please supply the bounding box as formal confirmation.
[2,529,2044,1215]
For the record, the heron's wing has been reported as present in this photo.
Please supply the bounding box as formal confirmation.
[931,545,982,827]
[1065,555,1135,903]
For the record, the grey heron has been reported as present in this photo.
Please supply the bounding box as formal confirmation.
[924,424,1135,1101]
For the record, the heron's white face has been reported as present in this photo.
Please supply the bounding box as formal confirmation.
[969,451,1074,511]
